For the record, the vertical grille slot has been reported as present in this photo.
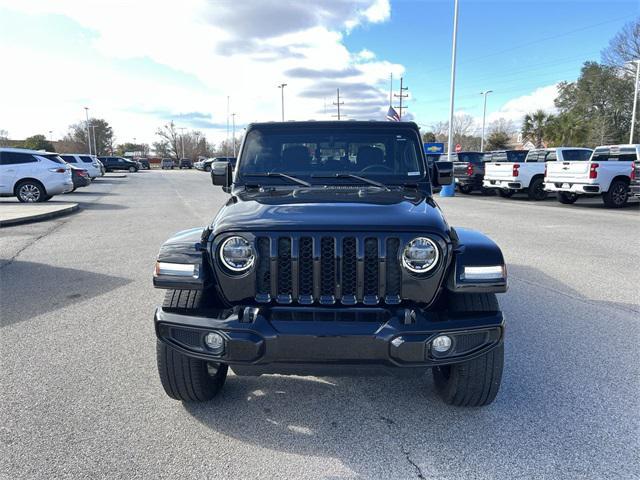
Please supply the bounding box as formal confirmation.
[320,237,336,302]
[256,237,271,301]
[364,238,379,302]
[341,237,357,302]
[386,238,401,297]
[298,237,314,302]
[277,237,292,302]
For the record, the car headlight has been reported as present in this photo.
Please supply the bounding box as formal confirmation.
[401,237,439,273]
[219,236,255,272]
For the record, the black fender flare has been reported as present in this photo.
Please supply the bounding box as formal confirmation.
[446,227,507,293]
[153,227,211,290]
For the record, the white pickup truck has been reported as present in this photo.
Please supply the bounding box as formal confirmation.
[545,144,638,208]
[483,148,592,200]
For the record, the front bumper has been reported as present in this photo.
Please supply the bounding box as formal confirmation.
[630,184,640,197]
[155,306,504,370]
[544,181,600,194]
[483,179,522,190]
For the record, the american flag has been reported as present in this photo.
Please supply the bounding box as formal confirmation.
[386,106,400,122]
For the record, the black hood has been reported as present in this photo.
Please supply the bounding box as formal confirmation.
[211,187,449,235]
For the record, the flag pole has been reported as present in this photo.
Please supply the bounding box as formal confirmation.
[389,72,393,108]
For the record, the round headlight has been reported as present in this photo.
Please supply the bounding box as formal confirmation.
[401,237,439,274]
[220,236,255,272]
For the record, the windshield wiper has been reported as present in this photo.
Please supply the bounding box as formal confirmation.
[311,173,390,191]
[243,172,311,187]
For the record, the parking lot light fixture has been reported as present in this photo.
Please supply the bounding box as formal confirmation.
[84,107,92,155]
[480,90,493,152]
[631,60,639,144]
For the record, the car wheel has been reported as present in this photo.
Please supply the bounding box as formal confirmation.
[527,177,548,201]
[602,179,629,208]
[557,192,578,204]
[156,289,228,402]
[205,166,211,172]
[16,180,46,203]
[480,187,495,196]
[129,166,136,173]
[498,189,514,198]
[432,292,503,407]
[458,184,473,194]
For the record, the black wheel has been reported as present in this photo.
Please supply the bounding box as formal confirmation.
[15,180,46,203]
[156,289,228,402]
[458,184,473,194]
[602,179,629,208]
[480,187,495,196]
[557,192,578,204]
[205,165,212,172]
[432,292,504,407]
[498,189,514,198]
[527,177,548,201]
[129,166,136,173]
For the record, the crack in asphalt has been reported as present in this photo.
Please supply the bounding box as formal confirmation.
[379,415,426,480]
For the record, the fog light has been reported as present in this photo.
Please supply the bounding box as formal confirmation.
[204,332,225,355]
[432,335,452,353]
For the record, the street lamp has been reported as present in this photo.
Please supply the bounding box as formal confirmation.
[441,0,459,198]
[278,83,287,121]
[480,90,493,152]
[630,60,640,144]
[231,113,236,157]
[90,126,98,155]
[84,107,92,155]
[178,127,186,158]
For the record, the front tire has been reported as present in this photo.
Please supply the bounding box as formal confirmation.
[458,184,473,194]
[156,341,228,402]
[432,292,504,407]
[557,192,578,204]
[129,166,137,173]
[602,179,629,208]
[16,180,46,203]
[498,189,514,198]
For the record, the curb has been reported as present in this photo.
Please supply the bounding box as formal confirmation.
[0,203,80,227]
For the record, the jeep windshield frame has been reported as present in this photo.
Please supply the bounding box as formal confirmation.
[235,124,428,188]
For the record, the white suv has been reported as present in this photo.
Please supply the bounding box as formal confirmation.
[0,148,73,202]
[59,154,102,179]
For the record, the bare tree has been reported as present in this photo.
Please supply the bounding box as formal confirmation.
[155,121,180,159]
[430,115,480,151]
[602,18,640,75]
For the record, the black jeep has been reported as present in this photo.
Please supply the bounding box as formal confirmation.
[152,121,507,407]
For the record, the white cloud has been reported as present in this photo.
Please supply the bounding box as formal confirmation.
[0,0,398,144]
[487,84,559,125]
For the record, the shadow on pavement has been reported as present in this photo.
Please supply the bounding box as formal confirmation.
[0,260,131,327]
[182,264,638,478]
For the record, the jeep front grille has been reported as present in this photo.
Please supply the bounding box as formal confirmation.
[254,233,403,306]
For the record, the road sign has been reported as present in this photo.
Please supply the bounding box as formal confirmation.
[455,143,462,153]
[424,143,445,154]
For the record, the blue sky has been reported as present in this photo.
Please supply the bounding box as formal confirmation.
[0,0,637,146]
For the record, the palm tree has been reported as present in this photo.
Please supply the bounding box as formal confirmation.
[521,110,552,148]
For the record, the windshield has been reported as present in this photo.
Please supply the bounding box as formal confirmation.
[237,128,424,185]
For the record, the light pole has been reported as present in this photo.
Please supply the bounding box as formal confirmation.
[278,83,287,121]
[630,60,640,144]
[442,0,459,198]
[480,90,493,152]
[178,127,186,158]
[231,113,236,157]
[84,107,92,155]
[90,126,97,155]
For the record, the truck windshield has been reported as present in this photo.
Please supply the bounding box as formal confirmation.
[237,128,425,186]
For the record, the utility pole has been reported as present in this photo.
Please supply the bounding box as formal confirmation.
[178,127,186,158]
[90,126,98,155]
[389,72,393,107]
[394,77,408,120]
[84,107,92,155]
[441,0,460,198]
[332,88,344,120]
[480,90,493,152]
[631,60,640,144]
[231,113,236,157]
[226,96,230,152]
[278,83,287,121]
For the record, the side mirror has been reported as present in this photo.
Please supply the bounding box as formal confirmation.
[211,161,232,193]
[433,161,453,186]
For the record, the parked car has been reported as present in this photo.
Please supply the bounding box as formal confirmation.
[68,165,91,191]
[196,157,236,172]
[161,158,175,170]
[630,158,640,199]
[136,158,150,170]
[96,158,106,176]
[59,154,102,179]
[97,156,139,172]
[0,148,73,202]
[451,151,490,194]
[152,120,507,408]
[179,158,193,169]
[483,148,592,200]
[545,144,637,208]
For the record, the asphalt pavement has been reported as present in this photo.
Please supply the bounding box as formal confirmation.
[1,170,638,479]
